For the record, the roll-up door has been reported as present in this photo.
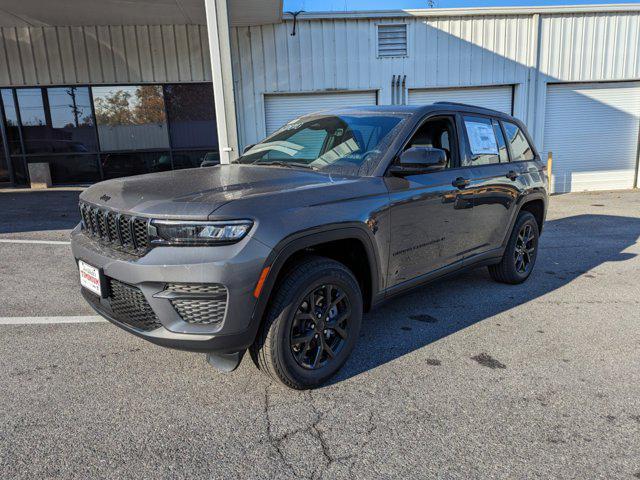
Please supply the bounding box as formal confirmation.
[264,91,377,136]
[543,82,640,192]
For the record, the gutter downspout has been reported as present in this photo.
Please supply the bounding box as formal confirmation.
[401,75,407,105]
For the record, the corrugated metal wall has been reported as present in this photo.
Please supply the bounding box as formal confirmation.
[230,10,640,149]
[530,11,640,144]
[0,9,638,155]
[230,15,537,146]
[0,25,212,86]
[539,12,640,81]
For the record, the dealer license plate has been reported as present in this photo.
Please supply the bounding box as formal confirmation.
[79,260,102,297]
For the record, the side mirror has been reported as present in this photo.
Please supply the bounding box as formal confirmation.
[390,147,447,175]
[242,143,256,155]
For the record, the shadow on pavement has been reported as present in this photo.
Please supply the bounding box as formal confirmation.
[0,190,81,234]
[331,214,639,384]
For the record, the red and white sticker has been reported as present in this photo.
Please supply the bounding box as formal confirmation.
[79,260,102,297]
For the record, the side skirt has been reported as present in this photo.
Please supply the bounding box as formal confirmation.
[374,247,504,307]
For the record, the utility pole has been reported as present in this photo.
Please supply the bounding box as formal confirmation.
[66,87,80,127]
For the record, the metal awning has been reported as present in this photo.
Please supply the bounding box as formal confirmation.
[0,0,283,26]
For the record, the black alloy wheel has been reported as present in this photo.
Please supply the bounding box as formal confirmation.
[290,284,351,370]
[488,210,539,284]
[250,255,363,389]
[514,223,536,274]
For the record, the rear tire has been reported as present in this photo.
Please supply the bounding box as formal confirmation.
[250,256,363,389]
[488,211,539,284]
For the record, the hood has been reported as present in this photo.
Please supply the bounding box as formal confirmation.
[79,165,363,220]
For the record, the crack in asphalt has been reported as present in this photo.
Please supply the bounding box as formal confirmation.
[346,410,378,478]
[263,383,300,478]
[307,392,354,480]
[261,384,375,480]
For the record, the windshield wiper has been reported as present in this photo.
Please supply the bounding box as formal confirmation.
[256,161,318,171]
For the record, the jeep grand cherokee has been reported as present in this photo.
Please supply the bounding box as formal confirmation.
[71,103,547,389]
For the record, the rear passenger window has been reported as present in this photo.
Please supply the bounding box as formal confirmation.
[492,119,509,163]
[462,116,500,166]
[503,121,534,161]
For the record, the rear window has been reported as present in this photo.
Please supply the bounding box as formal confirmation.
[503,121,534,161]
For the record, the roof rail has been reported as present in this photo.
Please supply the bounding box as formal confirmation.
[433,101,489,109]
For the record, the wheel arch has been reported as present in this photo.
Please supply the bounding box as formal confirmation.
[518,196,546,233]
[500,191,548,249]
[250,224,382,336]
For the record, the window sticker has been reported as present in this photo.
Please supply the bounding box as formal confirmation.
[465,120,498,155]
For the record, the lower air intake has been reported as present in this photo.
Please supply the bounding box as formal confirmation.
[109,280,162,331]
[166,283,227,325]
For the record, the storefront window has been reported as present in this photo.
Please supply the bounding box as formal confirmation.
[171,150,219,170]
[0,131,8,183]
[1,83,219,185]
[16,88,49,154]
[164,84,218,149]
[11,87,98,155]
[1,89,22,155]
[93,85,169,151]
[28,154,100,184]
[101,151,171,179]
[46,87,97,153]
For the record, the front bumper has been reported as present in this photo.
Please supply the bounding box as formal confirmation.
[71,226,272,353]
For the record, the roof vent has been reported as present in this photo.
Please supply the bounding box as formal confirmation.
[377,24,408,58]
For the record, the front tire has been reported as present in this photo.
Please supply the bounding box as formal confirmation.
[250,256,363,389]
[489,211,539,284]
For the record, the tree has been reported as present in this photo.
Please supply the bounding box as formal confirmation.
[133,86,166,124]
[93,86,166,126]
[94,90,134,126]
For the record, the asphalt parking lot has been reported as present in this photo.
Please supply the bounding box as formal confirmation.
[1,188,639,479]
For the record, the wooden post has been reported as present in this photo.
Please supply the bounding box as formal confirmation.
[546,151,553,194]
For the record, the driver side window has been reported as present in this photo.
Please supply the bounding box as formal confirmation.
[405,116,456,168]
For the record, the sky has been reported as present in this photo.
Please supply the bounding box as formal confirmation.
[283,0,640,11]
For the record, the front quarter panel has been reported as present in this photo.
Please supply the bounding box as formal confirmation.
[213,176,392,294]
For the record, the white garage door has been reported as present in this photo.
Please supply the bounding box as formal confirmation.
[264,91,377,136]
[408,85,513,114]
[544,82,640,193]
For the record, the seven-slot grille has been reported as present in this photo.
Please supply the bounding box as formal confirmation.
[79,202,149,254]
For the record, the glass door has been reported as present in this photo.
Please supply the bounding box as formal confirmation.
[0,132,9,183]
[0,100,10,183]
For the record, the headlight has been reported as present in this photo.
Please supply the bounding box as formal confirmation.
[150,220,253,245]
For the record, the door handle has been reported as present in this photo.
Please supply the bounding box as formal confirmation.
[452,177,470,189]
[506,170,519,181]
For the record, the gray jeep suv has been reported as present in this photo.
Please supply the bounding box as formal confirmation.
[71,103,547,389]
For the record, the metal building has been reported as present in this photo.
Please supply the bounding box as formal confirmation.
[0,2,639,193]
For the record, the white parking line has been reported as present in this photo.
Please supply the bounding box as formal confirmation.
[0,239,70,245]
[0,316,106,325]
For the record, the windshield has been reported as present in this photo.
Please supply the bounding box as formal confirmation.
[236,113,408,176]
